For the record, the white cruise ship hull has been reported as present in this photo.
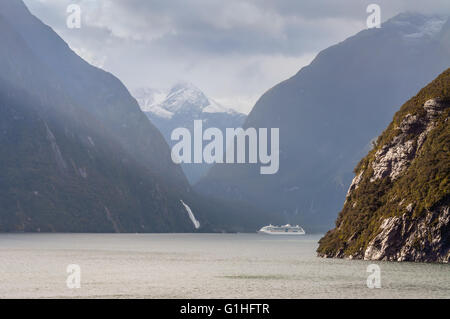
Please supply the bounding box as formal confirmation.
[258,230,305,235]
[258,224,306,235]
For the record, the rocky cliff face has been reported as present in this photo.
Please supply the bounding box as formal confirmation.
[317,69,450,263]
[363,205,449,262]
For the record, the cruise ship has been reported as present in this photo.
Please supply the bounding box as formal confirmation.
[258,224,306,235]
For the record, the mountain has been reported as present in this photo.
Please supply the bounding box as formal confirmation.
[0,0,198,232]
[317,69,449,263]
[0,0,269,233]
[135,83,246,183]
[196,13,450,233]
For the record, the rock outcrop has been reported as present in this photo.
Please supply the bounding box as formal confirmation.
[370,98,445,182]
[363,205,449,262]
[317,69,450,263]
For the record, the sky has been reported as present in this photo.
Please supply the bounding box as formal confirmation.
[23,0,450,114]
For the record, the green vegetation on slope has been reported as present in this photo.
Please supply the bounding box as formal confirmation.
[317,68,450,259]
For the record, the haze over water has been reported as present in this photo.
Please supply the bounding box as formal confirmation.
[0,234,448,298]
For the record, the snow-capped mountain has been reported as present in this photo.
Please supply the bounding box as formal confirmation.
[162,82,235,115]
[133,83,246,183]
[135,82,238,119]
[133,87,167,113]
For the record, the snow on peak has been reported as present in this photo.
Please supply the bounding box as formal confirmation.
[133,87,167,113]
[168,81,200,95]
[385,13,448,40]
[135,82,238,119]
[163,82,211,113]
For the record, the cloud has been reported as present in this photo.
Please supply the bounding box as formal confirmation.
[23,0,450,113]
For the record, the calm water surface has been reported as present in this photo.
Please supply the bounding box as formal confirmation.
[0,233,448,298]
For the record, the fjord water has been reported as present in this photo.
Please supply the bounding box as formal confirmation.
[0,234,448,298]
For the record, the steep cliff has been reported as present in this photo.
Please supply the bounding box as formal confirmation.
[317,69,450,263]
[0,0,195,232]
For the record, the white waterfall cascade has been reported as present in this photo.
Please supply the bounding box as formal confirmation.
[180,200,200,229]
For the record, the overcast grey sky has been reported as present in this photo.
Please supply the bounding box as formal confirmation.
[24,0,450,113]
